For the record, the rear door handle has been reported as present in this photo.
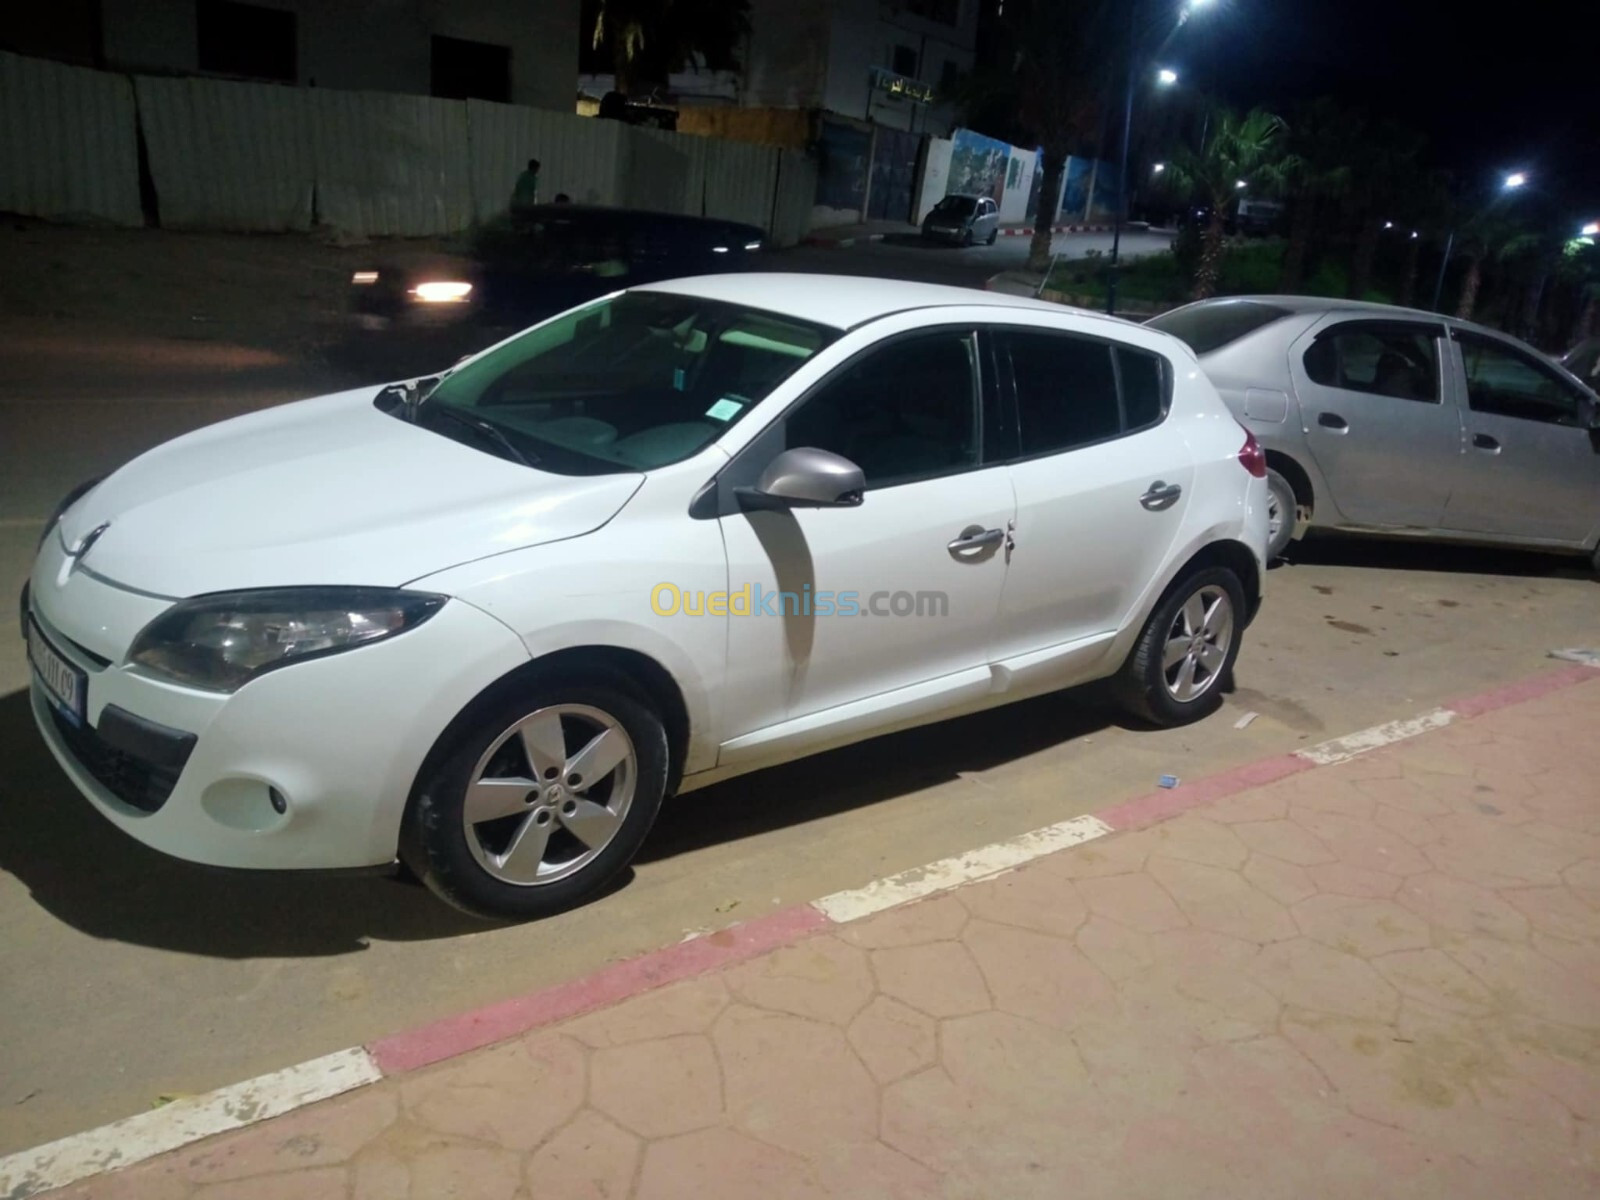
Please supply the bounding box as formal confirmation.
[1317,412,1349,431]
[1140,481,1183,511]
[947,526,1004,554]
[1472,432,1501,453]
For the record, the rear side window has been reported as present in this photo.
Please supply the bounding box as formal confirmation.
[1303,321,1441,403]
[1002,331,1170,457]
[1148,300,1291,356]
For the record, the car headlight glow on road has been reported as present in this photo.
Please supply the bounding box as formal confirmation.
[411,281,474,303]
[128,587,447,692]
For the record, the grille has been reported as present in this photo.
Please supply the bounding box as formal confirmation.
[49,706,180,814]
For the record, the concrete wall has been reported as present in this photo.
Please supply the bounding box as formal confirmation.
[821,0,974,135]
[741,0,831,109]
[99,0,577,111]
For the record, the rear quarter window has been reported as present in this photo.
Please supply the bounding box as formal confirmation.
[1148,301,1292,356]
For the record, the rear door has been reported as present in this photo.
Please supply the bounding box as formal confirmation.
[1288,317,1459,527]
[990,325,1193,683]
[1440,330,1600,545]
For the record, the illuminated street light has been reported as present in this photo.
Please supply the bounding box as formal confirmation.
[1503,171,1528,190]
[1583,222,1600,237]
[1383,221,1394,229]
[1410,231,1419,239]
[1156,68,1179,86]
[1235,180,1247,190]
[1152,162,1166,174]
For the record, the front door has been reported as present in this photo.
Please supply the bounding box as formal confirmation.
[1289,317,1460,528]
[718,329,1014,757]
[989,327,1194,681]
[1440,331,1600,545]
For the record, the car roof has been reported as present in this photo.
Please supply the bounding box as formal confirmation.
[1184,294,1512,340]
[510,205,765,237]
[639,272,1132,332]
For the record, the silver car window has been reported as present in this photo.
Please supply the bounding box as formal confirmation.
[1303,321,1441,404]
[1457,332,1591,428]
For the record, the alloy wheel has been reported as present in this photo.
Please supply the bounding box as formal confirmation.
[461,704,637,886]
[1161,585,1233,702]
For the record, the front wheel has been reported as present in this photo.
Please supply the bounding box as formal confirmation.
[1112,567,1246,727]
[962,227,975,247]
[405,678,668,920]
[986,228,998,246]
[1264,469,1297,560]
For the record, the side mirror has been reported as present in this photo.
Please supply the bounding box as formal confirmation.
[736,447,866,511]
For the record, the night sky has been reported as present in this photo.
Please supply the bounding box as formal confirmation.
[1171,0,1598,208]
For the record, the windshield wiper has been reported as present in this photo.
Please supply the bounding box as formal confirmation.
[430,407,540,467]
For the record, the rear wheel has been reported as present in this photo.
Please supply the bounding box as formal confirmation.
[962,227,975,247]
[986,228,998,246]
[1265,469,1297,560]
[405,677,668,920]
[1113,567,1245,727]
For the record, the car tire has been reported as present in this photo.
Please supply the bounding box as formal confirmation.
[986,228,998,246]
[962,227,975,247]
[1112,566,1246,728]
[404,676,669,921]
[1265,469,1297,560]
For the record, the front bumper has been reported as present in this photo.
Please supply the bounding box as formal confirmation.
[26,559,529,871]
[922,225,969,242]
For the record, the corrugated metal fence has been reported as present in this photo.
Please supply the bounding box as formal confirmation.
[0,51,815,243]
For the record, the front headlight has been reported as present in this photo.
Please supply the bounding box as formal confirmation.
[128,587,447,692]
[411,281,473,303]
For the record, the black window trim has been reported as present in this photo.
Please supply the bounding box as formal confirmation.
[991,324,1175,467]
[1304,317,1448,405]
[692,323,1001,518]
[1449,326,1596,428]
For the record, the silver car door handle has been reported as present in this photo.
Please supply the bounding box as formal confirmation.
[947,526,1005,553]
[1471,432,1501,453]
[1140,482,1183,511]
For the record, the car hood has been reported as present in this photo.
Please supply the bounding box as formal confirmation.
[60,388,644,597]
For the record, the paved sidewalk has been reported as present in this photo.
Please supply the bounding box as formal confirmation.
[43,677,1600,1198]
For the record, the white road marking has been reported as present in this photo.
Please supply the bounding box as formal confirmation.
[812,814,1114,923]
[1295,709,1457,766]
[0,1048,381,1198]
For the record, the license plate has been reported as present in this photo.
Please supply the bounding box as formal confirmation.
[27,620,86,726]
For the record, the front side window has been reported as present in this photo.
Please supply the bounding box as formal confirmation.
[1304,321,1441,403]
[784,332,980,488]
[1457,332,1592,427]
[419,292,835,474]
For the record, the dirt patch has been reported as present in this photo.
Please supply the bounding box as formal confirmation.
[1326,619,1374,635]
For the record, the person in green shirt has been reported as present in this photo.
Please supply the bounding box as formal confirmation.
[511,158,541,213]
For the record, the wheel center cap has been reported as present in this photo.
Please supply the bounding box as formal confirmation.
[545,786,562,802]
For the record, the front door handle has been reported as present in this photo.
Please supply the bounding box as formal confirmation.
[1140,481,1183,511]
[1471,432,1501,453]
[1318,412,1349,431]
[947,526,1005,554]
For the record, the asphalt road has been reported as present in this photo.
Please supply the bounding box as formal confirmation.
[1,223,1596,1154]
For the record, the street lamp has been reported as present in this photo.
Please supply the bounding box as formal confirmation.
[1107,0,1214,316]
[1430,168,1534,311]
[1383,221,1394,230]
[1582,222,1599,237]
[1234,180,1247,190]
[1152,162,1166,174]
[1503,171,1528,190]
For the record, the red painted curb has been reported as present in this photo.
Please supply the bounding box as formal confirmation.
[368,904,830,1074]
[366,664,1598,1078]
[1445,663,1597,719]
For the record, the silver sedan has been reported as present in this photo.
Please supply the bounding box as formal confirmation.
[1147,297,1600,567]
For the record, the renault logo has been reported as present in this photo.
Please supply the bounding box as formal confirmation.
[58,522,111,584]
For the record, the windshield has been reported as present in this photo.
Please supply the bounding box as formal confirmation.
[1148,300,1293,356]
[933,196,977,216]
[418,292,836,474]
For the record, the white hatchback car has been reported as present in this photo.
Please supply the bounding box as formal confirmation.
[25,275,1269,919]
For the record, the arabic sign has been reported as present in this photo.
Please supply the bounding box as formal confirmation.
[869,67,935,105]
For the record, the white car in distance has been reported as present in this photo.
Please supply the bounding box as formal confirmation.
[25,275,1269,919]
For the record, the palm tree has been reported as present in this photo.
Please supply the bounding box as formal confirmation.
[1344,120,1424,299]
[1276,99,1358,292]
[1166,107,1295,299]
[585,0,750,96]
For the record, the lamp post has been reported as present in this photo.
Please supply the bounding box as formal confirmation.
[1429,170,1530,312]
[1106,0,1210,316]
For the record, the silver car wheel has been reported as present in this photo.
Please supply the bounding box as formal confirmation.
[1266,488,1284,544]
[1162,585,1233,702]
[461,704,637,887]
